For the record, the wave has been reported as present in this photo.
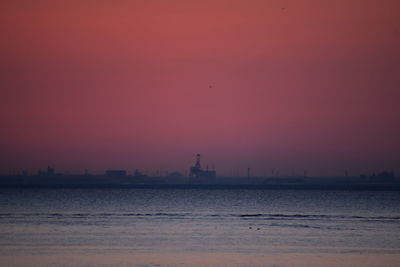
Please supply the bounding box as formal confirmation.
[237,213,400,220]
[0,212,399,221]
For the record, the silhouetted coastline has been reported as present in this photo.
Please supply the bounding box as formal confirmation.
[2,155,398,190]
[0,174,399,191]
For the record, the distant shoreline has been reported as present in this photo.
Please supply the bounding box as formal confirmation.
[1,183,400,191]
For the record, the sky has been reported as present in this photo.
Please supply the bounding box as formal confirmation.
[1,0,399,176]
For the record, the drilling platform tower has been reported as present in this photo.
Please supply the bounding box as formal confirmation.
[189,154,216,183]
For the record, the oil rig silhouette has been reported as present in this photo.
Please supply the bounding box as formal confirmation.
[189,154,216,183]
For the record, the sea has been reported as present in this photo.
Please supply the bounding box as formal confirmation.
[0,188,399,267]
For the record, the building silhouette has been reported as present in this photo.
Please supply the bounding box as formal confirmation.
[189,154,216,183]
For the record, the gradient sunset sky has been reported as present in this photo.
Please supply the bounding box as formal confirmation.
[1,0,399,176]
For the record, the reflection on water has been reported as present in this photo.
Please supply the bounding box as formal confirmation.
[0,189,399,266]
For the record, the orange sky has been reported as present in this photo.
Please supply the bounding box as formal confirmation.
[1,0,399,176]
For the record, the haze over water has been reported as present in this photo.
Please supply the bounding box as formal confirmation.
[0,188,399,267]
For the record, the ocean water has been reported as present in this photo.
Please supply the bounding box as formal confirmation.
[0,188,399,267]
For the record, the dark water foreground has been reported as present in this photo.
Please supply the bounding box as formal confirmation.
[0,189,399,266]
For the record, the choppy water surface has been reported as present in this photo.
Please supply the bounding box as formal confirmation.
[0,189,399,266]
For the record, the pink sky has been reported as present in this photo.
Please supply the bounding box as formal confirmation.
[1,0,399,176]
